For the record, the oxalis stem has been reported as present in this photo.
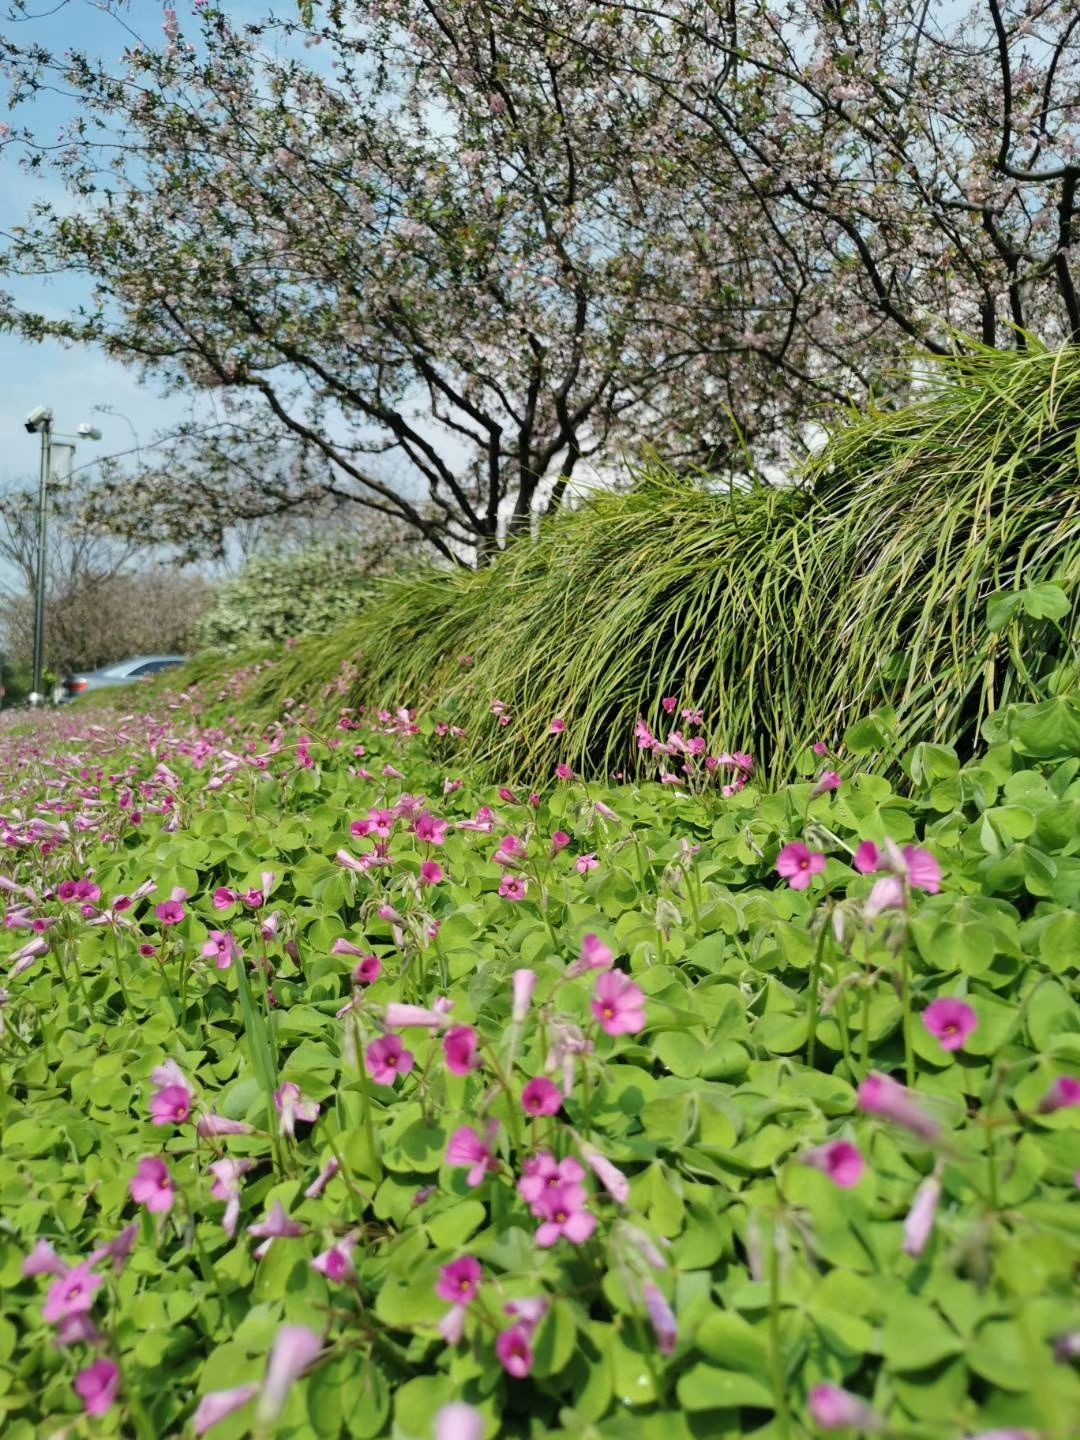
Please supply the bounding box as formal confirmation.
[806,918,829,1071]
[352,1017,383,1184]
[768,1222,791,1440]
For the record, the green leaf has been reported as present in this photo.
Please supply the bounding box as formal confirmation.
[882,1301,962,1372]
[676,1364,774,1410]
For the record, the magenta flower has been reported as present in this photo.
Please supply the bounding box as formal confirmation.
[352,954,383,985]
[74,1358,120,1417]
[22,1240,67,1278]
[534,1183,596,1247]
[575,853,599,873]
[444,1025,480,1076]
[193,1386,259,1436]
[415,813,448,845]
[511,967,536,1024]
[903,845,942,893]
[311,1233,356,1284]
[567,933,614,978]
[857,1072,939,1140]
[435,1256,482,1305]
[550,830,571,854]
[149,1083,192,1126]
[776,842,826,890]
[89,1225,139,1274]
[811,770,842,796]
[420,860,444,886]
[808,1384,883,1431]
[522,1077,563,1116]
[384,999,453,1029]
[248,1201,306,1260]
[446,1123,499,1186]
[903,1172,942,1257]
[549,718,566,734]
[196,1112,254,1138]
[1039,1076,1080,1113]
[555,762,576,781]
[366,1035,415,1085]
[854,839,941,893]
[496,1324,534,1378]
[493,834,526,865]
[130,1157,175,1214]
[212,886,240,910]
[499,874,528,901]
[305,1159,340,1199]
[801,1140,865,1188]
[202,930,240,969]
[853,841,880,873]
[922,997,977,1051]
[518,1151,585,1208]
[661,696,679,714]
[43,1262,102,1325]
[813,741,829,756]
[643,1283,678,1355]
[592,970,646,1036]
[208,1157,255,1238]
[436,1403,485,1440]
[155,899,186,926]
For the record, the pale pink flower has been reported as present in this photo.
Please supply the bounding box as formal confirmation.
[197,1112,254,1138]
[74,1358,120,1417]
[248,1202,305,1260]
[902,845,942,893]
[446,1123,499,1186]
[580,1144,630,1203]
[256,1325,322,1427]
[864,874,907,919]
[776,842,826,890]
[193,1386,259,1435]
[208,1158,254,1239]
[436,1402,485,1440]
[903,1173,942,1257]
[331,937,367,957]
[499,874,528,901]
[511,967,536,1023]
[366,1035,415,1084]
[808,1384,883,1431]
[149,1082,192,1126]
[443,1025,480,1075]
[43,1262,102,1324]
[130,1157,175,1214]
[274,1082,319,1138]
[202,930,240,969]
[493,834,526,865]
[811,771,842,796]
[304,1159,340,1199]
[155,899,185,926]
[857,1072,939,1140]
[643,1283,678,1355]
[922,998,977,1051]
[518,1151,585,1208]
[438,1303,468,1345]
[592,970,646,1036]
[534,1183,596,1246]
[22,1240,67,1278]
[801,1140,864,1188]
[384,999,453,1029]
[567,933,614,978]
[576,853,599,873]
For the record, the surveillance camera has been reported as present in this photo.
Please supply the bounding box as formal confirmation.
[24,405,53,434]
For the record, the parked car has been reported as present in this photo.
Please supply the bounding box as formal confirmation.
[61,655,188,702]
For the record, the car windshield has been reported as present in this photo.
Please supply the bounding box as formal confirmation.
[94,662,138,678]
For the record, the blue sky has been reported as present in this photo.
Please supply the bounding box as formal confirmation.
[0,2,267,491]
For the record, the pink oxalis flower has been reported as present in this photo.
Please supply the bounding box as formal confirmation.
[922,997,977,1051]
[435,1256,482,1305]
[801,1140,865,1188]
[366,1035,415,1085]
[809,1384,883,1431]
[776,842,826,890]
[857,1072,939,1141]
[446,1123,499,1186]
[130,1157,175,1214]
[74,1358,120,1417]
[521,1077,563,1116]
[496,1324,534,1378]
[443,1026,480,1076]
[592,970,646,1036]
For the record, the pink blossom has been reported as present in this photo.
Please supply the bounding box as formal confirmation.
[197,1112,254,1137]
[922,998,977,1052]
[643,1283,678,1355]
[1039,1076,1080,1113]
[248,1202,305,1260]
[802,1140,865,1188]
[202,930,240,969]
[550,830,571,854]
[493,834,525,865]
[555,763,575,780]
[331,937,367,957]
[444,1025,480,1075]
[74,1358,120,1417]
[534,1182,596,1246]
[130,1157,175,1214]
[352,955,383,985]
[499,874,528,901]
[438,1303,468,1345]
[576,853,599,873]
[304,1159,340,1199]
[420,859,444,885]
[256,1325,322,1427]
[518,1151,584,1208]
[549,718,566,734]
[436,1403,485,1440]
[155,899,186,926]
[208,1158,254,1238]
[567,933,614,978]
[56,1312,102,1346]
[812,770,842,796]
[661,696,679,714]
[88,1225,139,1274]
[415,813,448,845]
[22,1240,67,1278]
[776,842,826,890]
[903,1173,942,1257]
[43,1262,102,1325]
[592,970,646,1036]
[496,1324,534,1378]
[150,1082,192,1126]
[809,1385,883,1431]
[864,874,907,919]
[366,1035,415,1084]
[384,998,453,1028]
[522,1077,563,1116]
[274,1082,319,1138]
[813,741,829,756]
[511,967,536,1024]
[10,936,48,975]
[193,1386,259,1436]
[902,845,942,893]
[435,1255,482,1305]
[580,1144,630,1204]
[857,1072,939,1140]
[213,886,240,910]
[311,1233,356,1284]
[853,841,880,874]
[446,1123,499,1186]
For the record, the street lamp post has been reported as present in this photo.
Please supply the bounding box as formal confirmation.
[24,408,102,704]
